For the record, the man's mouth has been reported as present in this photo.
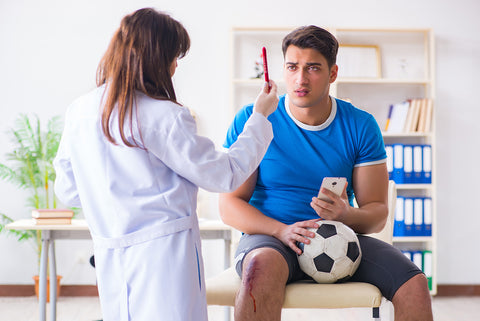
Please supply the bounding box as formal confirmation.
[294,89,309,97]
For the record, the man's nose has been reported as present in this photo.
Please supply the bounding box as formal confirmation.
[295,70,308,85]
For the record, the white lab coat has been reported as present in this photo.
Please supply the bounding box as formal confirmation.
[53,86,273,321]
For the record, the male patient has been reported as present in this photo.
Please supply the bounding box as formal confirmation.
[220,25,433,321]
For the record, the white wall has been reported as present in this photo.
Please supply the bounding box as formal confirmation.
[1,0,479,285]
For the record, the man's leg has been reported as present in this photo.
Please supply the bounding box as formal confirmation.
[349,236,433,321]
[234,248,289,321]
[392,273,433,321]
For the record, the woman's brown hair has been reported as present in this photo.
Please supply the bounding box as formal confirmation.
[96,8,190,147]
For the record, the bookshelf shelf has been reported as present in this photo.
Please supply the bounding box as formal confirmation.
[393,236,434,243]
[382,132,433,138]
[395,184,433,190]
[231,27,436,295]
[336,78,430,85]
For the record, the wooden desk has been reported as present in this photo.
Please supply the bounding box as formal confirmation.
[6,218,232,321]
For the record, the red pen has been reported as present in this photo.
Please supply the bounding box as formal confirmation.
[262,47,270,93]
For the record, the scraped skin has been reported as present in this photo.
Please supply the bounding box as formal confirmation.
[244,260,258,312]
[234,248,289,321]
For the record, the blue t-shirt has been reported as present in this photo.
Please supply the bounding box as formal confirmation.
[224,95,386,225]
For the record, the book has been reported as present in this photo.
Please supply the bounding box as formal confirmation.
[406,99,421,132]
[423,99,433,132]
[32,209,74,219]
[384,104,394,131]
[417,99,428,132]
[387,101,410,133]
[33,217,72,225]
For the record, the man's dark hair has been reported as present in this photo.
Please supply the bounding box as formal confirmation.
[282,26,339,68]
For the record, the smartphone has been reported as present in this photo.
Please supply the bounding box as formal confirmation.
[317,177,347,203]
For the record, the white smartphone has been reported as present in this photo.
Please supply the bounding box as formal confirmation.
[317,177,347,203]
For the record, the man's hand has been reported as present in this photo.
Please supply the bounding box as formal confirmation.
[274,219,321,255]
[310,183,351,223]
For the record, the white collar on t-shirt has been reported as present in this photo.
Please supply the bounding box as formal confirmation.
[284,94,337,131]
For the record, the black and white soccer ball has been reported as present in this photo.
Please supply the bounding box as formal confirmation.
[298,220,362,283]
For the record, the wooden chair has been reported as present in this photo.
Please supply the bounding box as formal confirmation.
[206,180,397,320]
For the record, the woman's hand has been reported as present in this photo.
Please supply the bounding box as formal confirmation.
[253,80,279,117]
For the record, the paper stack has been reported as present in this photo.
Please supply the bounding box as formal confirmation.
[32,209,74,225]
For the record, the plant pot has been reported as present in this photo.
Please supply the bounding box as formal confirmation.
[33,275,62,302]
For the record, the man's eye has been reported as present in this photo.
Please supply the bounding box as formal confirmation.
[287,66,297,71]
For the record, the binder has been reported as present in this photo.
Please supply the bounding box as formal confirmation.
[412,251,423,270]
[413,198,424,236]
[423,251,433,291]
[404,198,414,236]
[403,145,413,183]
[393,144,404,184]
[393,196,405,236]
[413,145,423,183]
[423,145,432,183]
[385,145,393,180]
[423,198,432,236]
[402,250,412,261]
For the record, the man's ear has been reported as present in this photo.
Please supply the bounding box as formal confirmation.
[329,64,338,83]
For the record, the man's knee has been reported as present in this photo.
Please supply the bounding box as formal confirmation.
[242,248,289,285]
[395,273,431,301]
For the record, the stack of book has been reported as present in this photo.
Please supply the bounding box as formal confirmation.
[384,98,433,133]
[31,209,74,225]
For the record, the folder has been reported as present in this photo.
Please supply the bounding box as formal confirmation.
[393,144,404,184]
[393,196,405,237]
[403,145,413,183]
[423,251,433,291]
[404,198,414,236]
[413,145,423,183]
[413,198,424,236]
[423,198,432,236]
[402,250,412,261]
[412,251,423,270]
[385,145,393,180]
[423,145,432,183]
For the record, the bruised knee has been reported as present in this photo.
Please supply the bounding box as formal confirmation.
[241,248,289,286]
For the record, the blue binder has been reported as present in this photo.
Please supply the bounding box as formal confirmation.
[413,198,424,236]
[393,144,404,184]
[403,145,413,183]
[385,145,394,180]
[423,145,432,183]
[423,197,432,236]
[413,145,423,183]
[404,198,414,236]
[393,196,405,236]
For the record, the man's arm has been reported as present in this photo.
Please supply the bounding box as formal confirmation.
[219,169,319,255]
[310,163,389,234]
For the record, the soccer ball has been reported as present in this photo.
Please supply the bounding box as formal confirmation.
[298,220,362,283]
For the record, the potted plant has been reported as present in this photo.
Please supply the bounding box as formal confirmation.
[0,113,64,299]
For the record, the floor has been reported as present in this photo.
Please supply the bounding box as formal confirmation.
[0,295,479,320]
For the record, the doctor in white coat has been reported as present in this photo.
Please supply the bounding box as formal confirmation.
[53,8,278,321]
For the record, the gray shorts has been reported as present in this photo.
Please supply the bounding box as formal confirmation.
[234,233,422,301]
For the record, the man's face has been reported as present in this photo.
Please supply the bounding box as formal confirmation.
[283,45,337,109]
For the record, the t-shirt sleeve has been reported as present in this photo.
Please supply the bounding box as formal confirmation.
[223,104,254,148]
[354,113,387,167]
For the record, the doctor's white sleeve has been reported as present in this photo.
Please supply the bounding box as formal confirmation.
[149,109,273,193]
